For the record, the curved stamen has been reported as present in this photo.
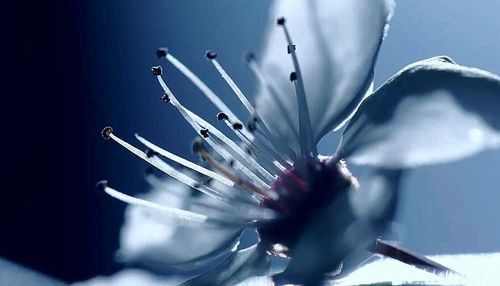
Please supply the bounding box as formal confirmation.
[144,173,277,221]
[135,133,235,188]
[98,180,252,227]
[192,138,279,202]
[278,17,316,156]
[155,73,276,183]
[205,51,286,155]
[102,127,240,203]
[246,54,300,145]
[217,112,287,173]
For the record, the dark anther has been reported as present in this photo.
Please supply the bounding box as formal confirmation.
[193,182,201,189]
[217,112,229,121]
[229,159,235,167]
[156,48,168,58]
[245,147,252,155]
[192,137,204,153]
[161,93,170,103]
[245,52,256,63]
[145,149,159,158]
[200,128,209,138]
[289,72,297,81]
[151,66,163,76]
[101,126,113,140]
[205,50,217,60]
[277,17,286,26]
[232,122,243,130]
[287,44,296,54]
[96,180,108,191]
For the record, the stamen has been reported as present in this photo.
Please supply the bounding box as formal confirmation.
[217,112,288,173]
[143,173,277,221]
[134,133,235,188]
[192,138,279,202]
[278,17,316,156]
[102,127,236,202]
[205,51,277,144]
[161,50,254,139]
[155,74,276,183]
[98,180,251,227]
[246,54,301,157]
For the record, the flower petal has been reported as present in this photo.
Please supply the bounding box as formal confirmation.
[0,258,68,286]
[338,56,500,168]
[256,0,395,154]
[118,179,242,274]
[330,252,500,285]
[273,167,402,284]
[181,244,271,286]
[72,269,184,286]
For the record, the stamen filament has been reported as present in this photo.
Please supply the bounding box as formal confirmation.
[144,173,276,220]
[247,56,300,144]
[278,18,316,155]
[98,181,251,227]
[135,133,235,188]
[193,138,279,202]
[218,114,287,173]
[156,74,276,183]
[103,127,234,203]
[205,52,282,154]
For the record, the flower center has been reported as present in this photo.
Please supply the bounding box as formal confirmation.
[260,157,357,254]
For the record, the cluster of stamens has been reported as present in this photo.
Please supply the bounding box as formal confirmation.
[99,17,329,243]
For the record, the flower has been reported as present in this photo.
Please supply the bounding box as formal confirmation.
[96,0,500,285]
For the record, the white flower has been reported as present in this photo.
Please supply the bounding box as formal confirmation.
[97,0,500,284]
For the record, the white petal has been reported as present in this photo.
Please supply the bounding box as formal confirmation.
[72,269,185,286]
[118,178,242,272]
[0,258,67,286]
[182,244,271,286]
[338,56,500,168]
[256,0,395,153]
[330,252,500,285]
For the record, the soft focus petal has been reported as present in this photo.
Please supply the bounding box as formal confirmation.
[256,0,395,153]
[329,252,500,285]
[181,244,271,286]
[338,56,500,168]
[72,269,185,286]
[118,178,242,274]
[349,168,403,226]
[0,257,67,286]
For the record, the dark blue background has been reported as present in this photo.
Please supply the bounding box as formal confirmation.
[2,0,500,283]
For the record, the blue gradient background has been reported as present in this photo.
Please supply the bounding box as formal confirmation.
[2,0,500,282]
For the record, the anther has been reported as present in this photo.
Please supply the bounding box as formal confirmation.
[277,17,286,26]
[161,93,170,102]
[145,149,159,158]
[233,122,243,130]
[96,180,108,192]
[205,50,217,60]
[151,66,163,76]
[245,52,256,63]
[101,126,113,140]
[192,137,205,154]
[200,128,209,138]
[287,44,296,54]
[156,47,168,59]
[289,72,297,82]
[217,112,229,121]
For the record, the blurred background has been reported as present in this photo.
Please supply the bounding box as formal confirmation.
[2,0,500,283]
